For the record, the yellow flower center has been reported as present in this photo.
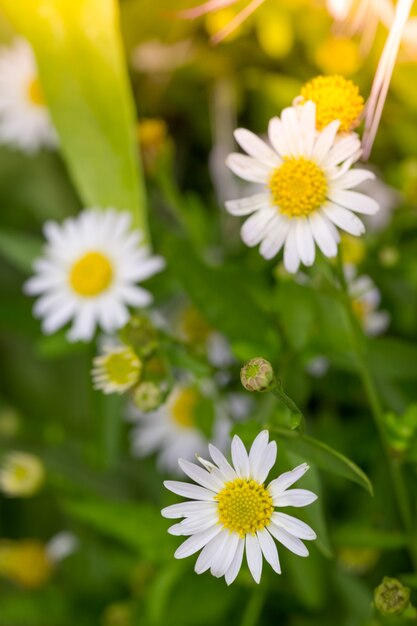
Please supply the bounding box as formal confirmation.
[269,157,328,218]
[103,348,142,387]
[300,75,364,133]
[351,298,371,325]
[170,388,200,428]
[0,541,53,589]
[217,478,274,538]
[27,77,44,107]
[70,251,113,297]
[341,233,366,266]
[12,464,29,482]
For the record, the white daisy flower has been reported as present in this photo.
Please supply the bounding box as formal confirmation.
[0,451,45,497]
[162,431,317,584]
[24,208,165,342]
[225,101,380,274]
[92,345,143,394]
[0,38,57,153]
[129,384,228,474]
[346,266,390,336]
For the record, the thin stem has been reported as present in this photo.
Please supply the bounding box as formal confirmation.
[271,381,305,432]
[240,587,266,626]
[335,250,417,570]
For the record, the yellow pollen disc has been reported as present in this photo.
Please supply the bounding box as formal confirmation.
[170,388,200,428]
[269,157,328,218]
[27,77,44,106]
[70,251,113,297]
[102,348,142,387]
[300,75,364,133]
[216,478,274,538]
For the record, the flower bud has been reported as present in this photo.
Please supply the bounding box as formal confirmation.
[133,382,163,412]
[374,577,410,616]
[119,315,159,358]
[240,358,276,393]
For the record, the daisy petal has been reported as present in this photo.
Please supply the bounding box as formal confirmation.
[274,488,318,507]
[295,218,315,267]
[163,480,216,501]
[208,444,237,481]
[245,533,263,584]
[174,526,222,559]
[268,463,309,496]
[161,501,217,519]
[226,153,270,184]
[211,531,240,578]
[225,193,271,216]
[257,528,281,574]
[312,120,340,163]
[178,459,224,492]
[328,189,380,215]
[225,538,245,585]
[309,212,338,258]
[259,216,290,260]
[231,435,250,478]
[323,203,365,236]
[272,512,317,540]
[241,208,276,247]
[234,128,281,168]
[283,224,300,274]
[268,524,309,557]
[195,530,229,574]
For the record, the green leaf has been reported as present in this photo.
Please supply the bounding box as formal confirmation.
[0,229,41,273]
[164,237,281,362]
[64,497,175,562]
[3,0,147,232]
[333,526,408,550]
[271,427,374,495]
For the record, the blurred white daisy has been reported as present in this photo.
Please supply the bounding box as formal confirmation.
[225,101,379,273]
[326,0,385,53]
[0,451,45,497]
[129,384,228,474]
[0,38,57,153]
[346,266,390,336]
[162,430,317,584]
[92,345,143,394]
[24,208,165,342]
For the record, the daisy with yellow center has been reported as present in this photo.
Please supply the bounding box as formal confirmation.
[225,101,379,273]
[0,38,57,153]
[24,208,165,342]
[162,431,317,584]
[129,384,227,474]
[0,451,44,498]
[92,345,142,394]
[297,75,364,133]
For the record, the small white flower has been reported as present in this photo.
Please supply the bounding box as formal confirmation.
[92,345,142,394]
[0,451,44,497]
[162,430,317,584]
[24,208,165,342]
[129,384,227,474]
[346,266,390,336]
[225,101,379,273]
[46,532,78,563]
[0,38,57,153]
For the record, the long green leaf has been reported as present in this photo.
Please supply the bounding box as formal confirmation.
[271,427,373,495]
[2,0,147,232]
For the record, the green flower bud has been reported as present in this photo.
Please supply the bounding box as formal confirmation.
[240,358,276,393]
[374,577,410,616]
[119,315,159,358]
[101,602,132,626]
[133,382,163,412]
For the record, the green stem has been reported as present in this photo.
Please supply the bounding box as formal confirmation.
[240,587,266,626]
[271,381,305,432]
[335,250,417,570]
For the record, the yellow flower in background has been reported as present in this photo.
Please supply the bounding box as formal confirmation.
[340,233,366,265]
[205,7,246,41]
[178,305,213,347]
[0,451,44,497]
[255,6,294,59]
[338,546,379,574]
[0,540,54,589]
[297,75,364,133]
[138,118,169,175]
[315,37,361,76]
[101,602,132,626]
[92,345,143,395]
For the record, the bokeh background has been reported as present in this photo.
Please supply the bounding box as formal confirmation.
[1,0,417,624]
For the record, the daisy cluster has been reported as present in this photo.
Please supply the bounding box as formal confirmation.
[225,74,380,274]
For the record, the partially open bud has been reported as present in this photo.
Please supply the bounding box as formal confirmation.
[240,358,276,393]
[133,382,163,413]
[374,577,410,616]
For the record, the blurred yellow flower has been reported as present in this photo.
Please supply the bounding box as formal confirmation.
[255,7,294,59]
[92,345,143,395]
[341,233,365,265]
[138,118,169,175]
[338,546,379,573]
[205,7,245,40]
[178,305,213,346]
[298,75,364,133]
[102,602,132,626]
[0,540,54,589]
[0,451,44,497]
[315,37,361,76]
